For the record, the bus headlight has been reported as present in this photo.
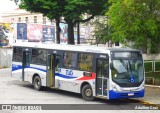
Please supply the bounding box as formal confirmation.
[112,85,118,92]
[142,84,145,89]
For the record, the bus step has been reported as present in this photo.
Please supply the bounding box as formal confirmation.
[50,86,56,89]
[96,95,108,99]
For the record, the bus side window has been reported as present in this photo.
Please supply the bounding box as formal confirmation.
[63,52,76,69]
[32,49,47,65]
[55,56,60,71]
[78,53,93,71]
[13,47,22,62]
[25,52,31,66]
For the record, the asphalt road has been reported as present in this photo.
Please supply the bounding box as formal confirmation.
[0,68,159,113]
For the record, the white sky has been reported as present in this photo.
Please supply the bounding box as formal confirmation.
[0,0,18,14]
[0,0,18,21]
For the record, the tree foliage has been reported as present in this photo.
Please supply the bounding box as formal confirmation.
[92,16,111,44]
[107,0,160,53]
[62,0,108,44]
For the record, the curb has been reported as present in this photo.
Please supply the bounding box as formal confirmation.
[140,100,160,110]
[145,85,160,88]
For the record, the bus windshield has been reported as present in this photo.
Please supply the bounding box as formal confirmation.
[111,59,144,87]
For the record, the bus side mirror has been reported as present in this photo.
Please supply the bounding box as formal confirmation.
[110,62,113,69]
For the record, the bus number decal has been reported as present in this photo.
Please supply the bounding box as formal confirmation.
[66,70,73,76]
[100,55,106,58]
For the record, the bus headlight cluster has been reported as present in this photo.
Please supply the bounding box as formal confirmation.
[112,85,118,92]
[142,84,145,90]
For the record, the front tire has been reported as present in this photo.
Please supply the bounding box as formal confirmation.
[33,76,42,91]
[82,84,95,101]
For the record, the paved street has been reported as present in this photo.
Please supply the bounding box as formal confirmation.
[0,68,159,112]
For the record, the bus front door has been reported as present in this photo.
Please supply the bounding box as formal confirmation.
[46,54,55,87]
[22,51,30,81]
[96,59,109,97]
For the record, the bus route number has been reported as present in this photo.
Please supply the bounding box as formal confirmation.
[66,70,73,76]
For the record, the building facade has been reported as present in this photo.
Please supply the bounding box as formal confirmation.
[1,8,54,25]
[1,8,112,46]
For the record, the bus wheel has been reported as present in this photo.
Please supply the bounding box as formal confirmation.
[33,76,42,91]
[82,84,95,101]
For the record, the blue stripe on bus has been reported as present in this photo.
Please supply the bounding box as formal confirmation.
[12,64,77,79]
[12,65,46,72]
[12,64,23,71]
[55,73,76,79]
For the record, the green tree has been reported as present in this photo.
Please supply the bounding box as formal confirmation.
[107,0,160,53]
[12,0,108,44]
[63,0,108,44]
[92,16,111,45]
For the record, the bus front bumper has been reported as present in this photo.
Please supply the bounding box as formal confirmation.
[109,89,145,99]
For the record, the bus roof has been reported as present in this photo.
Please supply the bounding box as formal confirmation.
[13,42,141,53]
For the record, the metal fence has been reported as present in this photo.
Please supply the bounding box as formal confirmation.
[144,61,160,85]
[144,61,160,73]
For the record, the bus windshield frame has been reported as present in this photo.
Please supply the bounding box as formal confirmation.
[110,51,144,87]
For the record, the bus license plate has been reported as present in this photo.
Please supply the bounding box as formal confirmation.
[128,93,134,96]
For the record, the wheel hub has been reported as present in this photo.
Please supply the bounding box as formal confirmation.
[85,89,92,97]
[35,79,40,87]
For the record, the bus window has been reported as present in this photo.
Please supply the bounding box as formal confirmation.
[112,59,144,84]
[55,56,60,71]
[78,53,93,71]
[63,52,77,69]
[24,52,31,66]
[13,47,22,62]
[32,49,47,65]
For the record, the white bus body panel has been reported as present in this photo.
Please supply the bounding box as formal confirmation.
[28,64,47,86]
[12,62,22,80]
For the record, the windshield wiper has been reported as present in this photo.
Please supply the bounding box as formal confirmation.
[119,59,128,70]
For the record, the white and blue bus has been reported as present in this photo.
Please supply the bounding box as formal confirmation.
[11,43,145,100]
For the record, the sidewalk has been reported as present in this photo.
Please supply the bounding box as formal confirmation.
[0,68,11,76]
[141,86,160,105]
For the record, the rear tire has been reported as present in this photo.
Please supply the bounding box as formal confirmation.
[33,76,42,91]
[82,84,95,101]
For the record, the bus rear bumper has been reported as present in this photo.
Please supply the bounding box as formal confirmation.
[109,89,145,99]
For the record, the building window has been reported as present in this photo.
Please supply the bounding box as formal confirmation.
[63,52,77,69]
[34,16,37,23]
[78,53,93,71]
[11,18,14,22]
[25,17,28,23]
[18,17,21,22]
[43,17,46,24]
